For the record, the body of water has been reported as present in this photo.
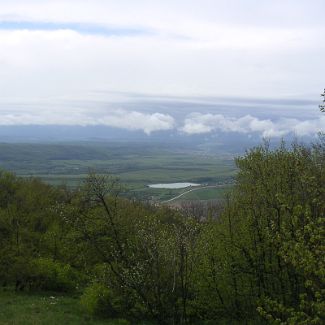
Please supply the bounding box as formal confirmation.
[148,182,200,189]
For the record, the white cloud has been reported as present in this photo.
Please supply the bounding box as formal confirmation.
[0,27,323,103]
[181,113,325,137]
[0,0,324,128]
[0,1,324,102]
[99,111,175,134]
[1,104,324,137]
[0,109,175,134]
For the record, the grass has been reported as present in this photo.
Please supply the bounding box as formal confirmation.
[0,289,244,325]
[0,289,130,325]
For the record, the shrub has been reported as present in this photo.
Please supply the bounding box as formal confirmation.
[30,258,78,292]
[80,282,116,317]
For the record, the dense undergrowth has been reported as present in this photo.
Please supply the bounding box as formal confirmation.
[0,138,324,324]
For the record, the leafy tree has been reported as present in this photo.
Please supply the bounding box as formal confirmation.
[71,173,201,324]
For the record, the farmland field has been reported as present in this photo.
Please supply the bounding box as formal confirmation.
[0,142,237,201]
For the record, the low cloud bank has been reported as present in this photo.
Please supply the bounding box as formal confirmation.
[181,113,325,137]
[0,110,175,135]
[99,111,175,134]
[0,109,323,137]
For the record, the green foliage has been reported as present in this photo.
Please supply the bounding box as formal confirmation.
[30,258,79,292]
[0,137,324,324]
[191,138,325,324]
[80,283,116,317]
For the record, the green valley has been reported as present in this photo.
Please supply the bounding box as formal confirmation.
[0,142,236,202]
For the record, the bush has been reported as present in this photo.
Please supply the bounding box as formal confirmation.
[80,282,116,317]
[30,258,78,292]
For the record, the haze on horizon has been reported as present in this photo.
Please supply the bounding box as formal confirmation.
[0,0,324,138]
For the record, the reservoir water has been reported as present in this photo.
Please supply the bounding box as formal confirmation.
[148,182,200,189]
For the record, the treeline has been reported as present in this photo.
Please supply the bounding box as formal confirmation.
[0,139,324,324]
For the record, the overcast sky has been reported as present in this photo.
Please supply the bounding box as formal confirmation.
[0,0,324,137]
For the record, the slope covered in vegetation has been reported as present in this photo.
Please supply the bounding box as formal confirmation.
[0,138,324,324]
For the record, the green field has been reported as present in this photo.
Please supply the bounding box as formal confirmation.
[0,289,129,325]
[172,186,231,201]
[0,142,237,201]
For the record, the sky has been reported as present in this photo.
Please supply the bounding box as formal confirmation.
[0,0,324,137]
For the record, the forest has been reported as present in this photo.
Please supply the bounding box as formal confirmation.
[0,138,324,324]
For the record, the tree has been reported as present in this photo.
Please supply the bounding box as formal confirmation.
[72,173,201,324]
[320,88,325,112]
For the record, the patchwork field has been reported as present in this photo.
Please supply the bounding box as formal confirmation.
[0,142,237,201]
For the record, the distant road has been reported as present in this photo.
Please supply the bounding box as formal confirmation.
[162,185,229,203]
